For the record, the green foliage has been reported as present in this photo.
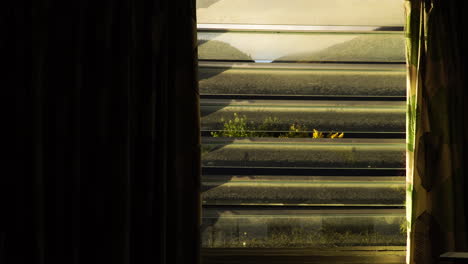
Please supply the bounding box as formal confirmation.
[211,113,344,139]
[399,220,408,234]
[279,122,309,138]
[211,113,254,138]
[255,116,282,137]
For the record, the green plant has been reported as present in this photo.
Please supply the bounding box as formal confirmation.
[279,122,309,138]
[399,220,408,234]
[255,116,282,137]
[210,114,344,139]
[211,113,254,138]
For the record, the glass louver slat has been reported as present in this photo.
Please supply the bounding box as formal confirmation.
[197,0,405,27]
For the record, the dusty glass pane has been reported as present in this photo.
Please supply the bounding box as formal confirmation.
[199,62,406,97]
[202,209,406,248]
[198,32,405,62]
[197,0,405,26]
[201,99,405,133]
[201,138,405,169]
[202,176,406,206]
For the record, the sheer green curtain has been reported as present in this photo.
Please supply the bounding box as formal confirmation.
[405,0,468,263]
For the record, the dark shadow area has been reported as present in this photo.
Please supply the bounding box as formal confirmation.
[375,26,404,31]
[198,39,255,62]
[197,36,253,82]
[203,167,406,177]
[199,101,230,125]
[197,0,223,8]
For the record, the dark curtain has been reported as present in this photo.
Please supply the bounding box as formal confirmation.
[405,0,468,263]
[4,0,200,263]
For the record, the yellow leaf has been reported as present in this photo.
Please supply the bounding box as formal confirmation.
[312,129,323,138]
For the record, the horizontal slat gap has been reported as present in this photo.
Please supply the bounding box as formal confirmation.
[201,98,405,108]
[199,59,406,65]
[202,137,405,144]
[201,131,405,139]
[199,61,407,71]
[198,24,404,33]
[202,167,406,177]
[201,247,407,255]
[202,175,405,182]
[203,203,405,208]
[201,94,407,101]
[203,207,405,215]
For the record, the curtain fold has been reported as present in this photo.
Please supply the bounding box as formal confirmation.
[6,0,200,263]
[405,0,468,263]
